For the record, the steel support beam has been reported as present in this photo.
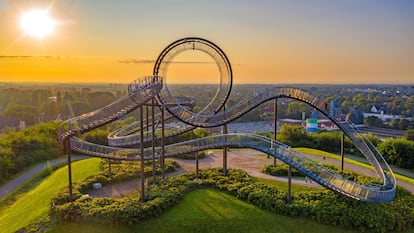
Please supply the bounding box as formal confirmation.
[274,98,277,166]
[66,139,73,202]
[223,105,228,176]
[140,105,145,202]
[341,132,345,171]
[287,165,292,204]
[151,98,156,185]
[108,158,112,176]
[161,105,165,179]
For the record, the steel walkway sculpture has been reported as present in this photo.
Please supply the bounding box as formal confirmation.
[58,37,396,203]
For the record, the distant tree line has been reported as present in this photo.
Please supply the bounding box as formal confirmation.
[364,116,414,130]
[263,125,414,169]
[0,87,126,130]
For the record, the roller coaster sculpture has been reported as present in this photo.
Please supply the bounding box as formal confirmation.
[58,37,396,203]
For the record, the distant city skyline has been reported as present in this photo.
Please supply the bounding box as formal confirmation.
[0,0,413,84]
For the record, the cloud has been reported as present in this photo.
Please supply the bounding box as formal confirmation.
[0,55,66,59]
[0,1,8,10]
[118,58,215,64]
[118,58,155,64]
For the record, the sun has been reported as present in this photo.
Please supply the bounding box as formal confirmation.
[20,9,57,39]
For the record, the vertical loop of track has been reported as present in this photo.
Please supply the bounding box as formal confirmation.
[153,37,232,126]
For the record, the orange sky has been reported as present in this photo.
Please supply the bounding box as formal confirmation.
[0,0,413,84]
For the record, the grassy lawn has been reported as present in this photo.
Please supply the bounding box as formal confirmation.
[50,188,358,233]
[0,158,101,233]
[254,176,323,193]
[294,147,414,185]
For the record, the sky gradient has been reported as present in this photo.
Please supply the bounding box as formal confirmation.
[0,0,413,84]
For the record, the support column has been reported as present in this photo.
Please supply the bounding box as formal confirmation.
[66,139,73,202]
[223,105,228,176]
[341,132,345,171]
[287,165,292,204]
[108,159,112,176]
[146,105,149,130]
[196,147,199,179]
[190,130,198,178]
[140,105,145,202]
[151,98,156,185]
[273,98,277,166]
[161,105,165,179]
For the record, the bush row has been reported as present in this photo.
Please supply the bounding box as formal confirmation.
[50,159,179,205]
[262,163,379,186]
[51,168,414,233]
[261,163,305,177]
[173,151,206,160]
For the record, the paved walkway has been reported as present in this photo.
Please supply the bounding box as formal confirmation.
[88,149,414,197]
[2,149,413,200]
[0,155,88,200]
[297,152,414,193]
[343,153,414,179]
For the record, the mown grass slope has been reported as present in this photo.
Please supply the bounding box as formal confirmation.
[0,158,101,233]
[50,188,360,233]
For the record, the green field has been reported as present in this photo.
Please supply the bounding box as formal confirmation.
[294,147,414,185]
[49,188,358,233]
[254,176,322,193]
[0,158,101,233]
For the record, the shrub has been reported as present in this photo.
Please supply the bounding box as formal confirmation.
[378,138,414,169]
[261,164,304,177]
[51,168,414,233]
[173,151,206,160]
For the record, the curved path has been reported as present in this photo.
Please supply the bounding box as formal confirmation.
[1,150,412,200]
[87,150,414,198]
[0,155,88,200]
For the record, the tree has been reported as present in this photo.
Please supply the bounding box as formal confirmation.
[405,129,414,141]
[378,138,414,168]
[193,128,210,138]
[364,116,385,127]
[398,119,410,130]
[82,129,110,145]
[286,101,309,119]
[278,125,313,147]
[87,92,116,110]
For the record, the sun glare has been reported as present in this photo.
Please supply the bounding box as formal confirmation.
[20,9,57,39]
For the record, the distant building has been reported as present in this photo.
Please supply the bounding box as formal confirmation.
[306,118,318,132]
[19,120,26,130]
[48,96,57,102]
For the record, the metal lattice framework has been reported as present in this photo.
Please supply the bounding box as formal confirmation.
[153,37,233,126]
[57,37,396,203]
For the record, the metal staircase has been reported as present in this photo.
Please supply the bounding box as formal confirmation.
[58,82,396,202]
